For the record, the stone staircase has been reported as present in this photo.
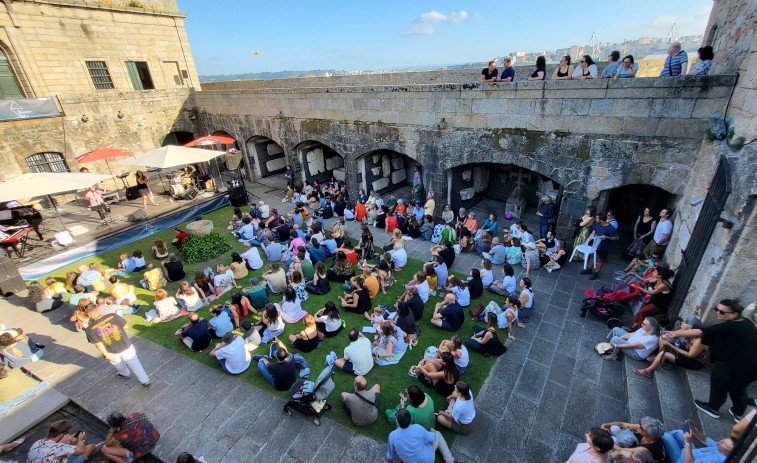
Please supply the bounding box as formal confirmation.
[621,354,757,441]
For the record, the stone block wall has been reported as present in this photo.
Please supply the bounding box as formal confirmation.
[0,88,195,182]
[0,0,200,97]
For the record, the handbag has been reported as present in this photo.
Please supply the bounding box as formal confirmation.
[468,303,485,320]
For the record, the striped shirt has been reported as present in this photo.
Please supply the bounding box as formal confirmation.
[660,50,689,76]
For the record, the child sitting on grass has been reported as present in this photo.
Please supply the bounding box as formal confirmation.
[132,249,146,271]
[114,252,136,276]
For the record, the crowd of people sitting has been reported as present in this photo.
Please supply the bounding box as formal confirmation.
[8,162,757,463]
[481,43,714,83]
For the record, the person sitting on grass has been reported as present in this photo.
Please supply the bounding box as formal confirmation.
[229,291,255,323]
[193,271,216,300]
[289,269,309,303]
[436,381,476,435]
[341,375,381,427]
[243,277,268,310]
[339,276,372,314]
[214,263,238,296]
[161,253,186,282]
[262,263,288,295]
[415,351,459,397]
[445,277,470,308]
[465,312,507,357]
[67,284,97,309]
[335,328,374,376]
[229,252,249,283]
[95,297,136,318]
[401,271,430,304]
[175,281,207,312]
[131,249,146,271]
[278,286,306,323]
[109,276,137,306]
[389,242,408,272]
[327,251,355,283]
[314,301,343,337]
[208,305,233,338]
[152,237,169,259]
[467,269,483,300]
[431,293,464,332]
[305,261,331,295]
[174,313,211,352]
[438,335,469,375]
[140,263,167,291]
[27,419,96,463]
[372,321,407,366]
[288,314,321,352]
[210,332,251,375]
[150,289,180,324]
[253,338,297,391]
[102,411,159,463]
[172,227,188,249]
[258,303,285,343]
[114,252,136,276]
[383,409,457,463]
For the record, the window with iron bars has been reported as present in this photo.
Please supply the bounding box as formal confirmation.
[26,152,69,173]
[85,61,114,90]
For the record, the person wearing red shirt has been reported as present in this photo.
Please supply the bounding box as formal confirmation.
[172,227,188,249]
[355,200,367,222]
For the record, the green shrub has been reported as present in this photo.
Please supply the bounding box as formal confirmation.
[180,232,231,263]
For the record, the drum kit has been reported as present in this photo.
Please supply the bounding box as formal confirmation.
[168,171,200,200]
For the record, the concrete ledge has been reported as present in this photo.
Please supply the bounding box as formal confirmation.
[0,385,69,443]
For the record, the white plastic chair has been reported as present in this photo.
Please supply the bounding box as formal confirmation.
[570,236,599,270]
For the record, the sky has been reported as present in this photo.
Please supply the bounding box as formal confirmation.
[178,0,714,76]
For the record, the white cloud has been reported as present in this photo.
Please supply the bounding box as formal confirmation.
[448,11,468,24]
[403,10,467,35]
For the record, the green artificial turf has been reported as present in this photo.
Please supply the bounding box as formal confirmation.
[39,206,510,443]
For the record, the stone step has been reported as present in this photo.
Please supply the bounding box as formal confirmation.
[621,355,662,424]
[683,367,744,440]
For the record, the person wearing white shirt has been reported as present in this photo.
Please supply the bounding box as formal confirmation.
[390,243,408,270]
[240,241,264,270]
[436,381,476,435]
[644,208,673,259]
[210,333,251,375]
[335,329,374,376]
[603,317,661,361]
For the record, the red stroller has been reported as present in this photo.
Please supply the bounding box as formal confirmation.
[580,282,645,321]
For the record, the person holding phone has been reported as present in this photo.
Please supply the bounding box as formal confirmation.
[661,420,734,463]
[27,420,97,463]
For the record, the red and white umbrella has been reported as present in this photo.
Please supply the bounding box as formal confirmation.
[183,135,236,147]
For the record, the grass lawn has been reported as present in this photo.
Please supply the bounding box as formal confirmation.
[39,205,510,443]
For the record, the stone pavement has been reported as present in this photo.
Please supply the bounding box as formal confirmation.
[3,174,644,462]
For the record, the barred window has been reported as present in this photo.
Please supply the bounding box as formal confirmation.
[85,61,114,90]
[26,152,69,173]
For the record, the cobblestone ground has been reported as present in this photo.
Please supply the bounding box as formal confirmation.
[2,175,631,463]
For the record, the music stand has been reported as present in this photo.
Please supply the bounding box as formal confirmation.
[90,204,112,229]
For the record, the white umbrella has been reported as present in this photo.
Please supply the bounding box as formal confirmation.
[117,145,225,169]
[0,172,114,229]
[0,172,113,202]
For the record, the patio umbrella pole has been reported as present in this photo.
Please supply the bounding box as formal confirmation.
[48,194,68,231]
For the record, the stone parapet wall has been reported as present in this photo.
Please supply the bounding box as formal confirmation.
[194,75,736,141]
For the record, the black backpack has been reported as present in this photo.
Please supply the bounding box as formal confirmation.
[321,205,333,219]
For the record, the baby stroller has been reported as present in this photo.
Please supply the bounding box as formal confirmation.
[580,282,645,322]
[283,365,335,426]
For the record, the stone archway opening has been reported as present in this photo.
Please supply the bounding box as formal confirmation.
[246,136,287,179]
[159,131,194,147]
[596,183,678,245]
[445,162,563,238]
[359,150,421,198]
[296,141,346,187]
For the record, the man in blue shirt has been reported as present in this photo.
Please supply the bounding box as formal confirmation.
[383,409,458,463]
[601,51,621,78]
[499,57,515,82]
[660,42,689,76]
[175,313,211,352]
[580,212,618,280]
[662,428,732,463]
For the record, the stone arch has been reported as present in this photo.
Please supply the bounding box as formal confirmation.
[594,183,679,233]
[159,131,194,146]
[443,162,562,226]
[293,140,346,187]
[245,135,287,179]
[357,149,422,197]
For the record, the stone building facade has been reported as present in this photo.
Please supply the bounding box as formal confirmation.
[0,0,755,319]
[0,0,198,178]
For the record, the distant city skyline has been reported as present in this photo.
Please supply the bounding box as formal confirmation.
[179,0,713,76]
